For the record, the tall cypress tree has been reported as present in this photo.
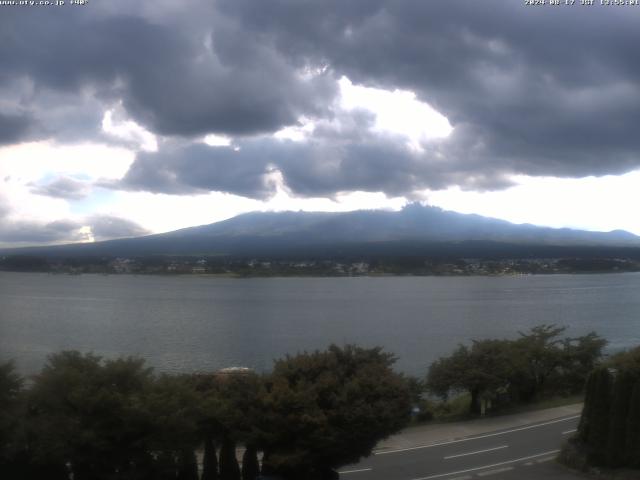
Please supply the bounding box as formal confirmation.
[241,445,259,480]
[202,436,219,480]
[156,451,178,480]
[605,371,634,467]
[578,369,596,443]
[584,367,612,465]
[219,439,241,480]
[625,381,640,468]
[177,449,199,480]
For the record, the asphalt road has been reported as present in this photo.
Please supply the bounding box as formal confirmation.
[338,414,586,480]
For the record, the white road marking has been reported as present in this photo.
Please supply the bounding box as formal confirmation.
[536,456,556,463]
[410,449,560,480]
[338,467,372,474]
[477,466,514,476]
[376,415,579,455]
[444,445,508,460]
[562,429,577,435]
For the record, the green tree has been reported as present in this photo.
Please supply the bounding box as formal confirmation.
[241,445,259,480]
[258,345,410,479]
[195,371,263,480]
[26,351,157,480]
[201,436,219,480]
[606,370,635,466]
[509,325,567,402]
[577,367,612,465]
[426,340,513,414]
[625,380,640,468]
[219,439,241,480]
[0,362,25,479]
[144,373,202,479]
[559,331,607,394]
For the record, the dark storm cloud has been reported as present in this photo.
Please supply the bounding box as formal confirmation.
[0,112,33,146]
[3,1,640,198]
[216,0,640,181]
[0,5,336,143]
[116,110,516,198]
[31,176,91,200]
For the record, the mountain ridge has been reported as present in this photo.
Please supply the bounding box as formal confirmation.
[2,204,639,259]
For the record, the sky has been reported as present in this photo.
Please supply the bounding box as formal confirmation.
[2,0,640,247]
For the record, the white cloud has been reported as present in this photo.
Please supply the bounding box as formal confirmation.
[338,76,453,150]
[102,110,158,152]
[426,170,640,235]
[0,141,134,225]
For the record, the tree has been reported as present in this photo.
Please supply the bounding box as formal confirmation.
[559,332,607,395]
[0,362,25,479]
[509,325,567,402]
[427,326,607,414]
[201,435,219,480]
[625,380,640,468]
[258,345,410,479]
[195,371,263,480]
[26,351,158,480]
[575,346,640,469]
[143,373,202,479]
[581,367,612,465]
[219,439,241,480]
[606,371,634,466]
[241,445,259,480]
[426,340,513,414]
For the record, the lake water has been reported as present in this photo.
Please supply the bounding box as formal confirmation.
[1,272,639,377]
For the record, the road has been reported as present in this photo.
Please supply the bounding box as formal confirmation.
[339,412,587,480]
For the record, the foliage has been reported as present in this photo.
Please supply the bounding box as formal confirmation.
[426,325,606,414]
[241,445,259,480]
[259,344,411,479]
[575,346,640,469]
[219,439,241,480]
[26,351,155,479]
[427,339,513,414]
[0,362,24,478]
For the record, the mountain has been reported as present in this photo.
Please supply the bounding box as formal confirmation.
[3,204,640,259]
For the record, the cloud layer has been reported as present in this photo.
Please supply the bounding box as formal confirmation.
[2,1,640,243]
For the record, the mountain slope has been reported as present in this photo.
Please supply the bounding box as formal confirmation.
[2,204,640,258]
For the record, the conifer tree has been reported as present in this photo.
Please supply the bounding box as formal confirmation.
[177,448,199,480]
[624,381,640,468]
[605,371,634,466]
[583,367,612,465]
[202,436,219,480]
[219,439,241,480]
[241,445,259,480]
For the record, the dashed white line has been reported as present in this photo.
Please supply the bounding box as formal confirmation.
[376,415,579,455]
[562,429,577,435]
[338,467,372,474]
[444,445,508,460]
[536,456,556,463]
[410,449,560,480]
[477,466,514,476]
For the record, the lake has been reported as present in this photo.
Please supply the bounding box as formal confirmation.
[1,272,639,377]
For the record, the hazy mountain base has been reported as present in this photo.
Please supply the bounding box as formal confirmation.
[0,255,640,277]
